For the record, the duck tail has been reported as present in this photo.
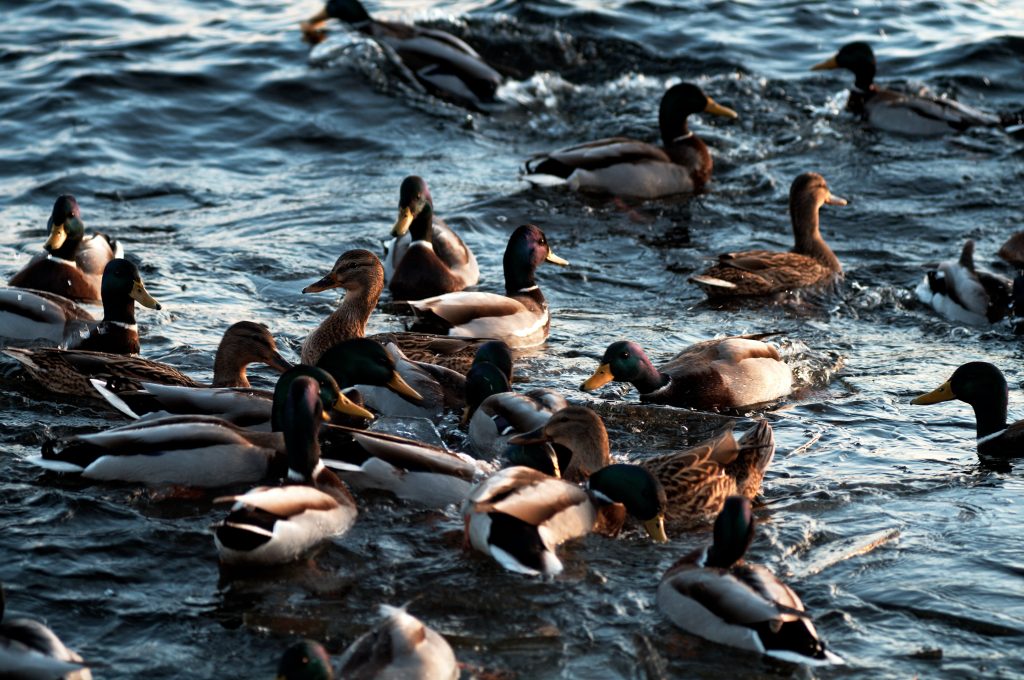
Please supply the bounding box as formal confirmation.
[729,419,775,499]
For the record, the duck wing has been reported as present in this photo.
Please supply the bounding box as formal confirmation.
[527,137,670,177]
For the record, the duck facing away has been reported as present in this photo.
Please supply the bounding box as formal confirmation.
[0,581,92,680]
[911,361,1024,458]
[811,41,1000,135]
[385,175,479,300]
[915,240,1011,326]
[657,496,843,665]
[581,336,792,410]
[691,173,846,298]
[337,605,458,680]
[8,194,121,303]
[300,0,502,111]
[525,82,738,199]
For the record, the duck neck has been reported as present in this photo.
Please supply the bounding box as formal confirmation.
[328,276,383,340]
[562,431,612,481]
[102,293,136,325]
[212,347,249,388]
[504,261,541,299]
[852,64,875,93]
[661,117,691,148]
[972,398,1008,440]
[49,234,82,261]
[633,360,669,394]
[791,200,840,270]
[409,204,434,245]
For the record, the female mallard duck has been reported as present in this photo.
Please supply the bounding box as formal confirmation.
[911,361,1024,458]
[1,582,92,680]
[385,175,478,300]
[690,173,846,298]
[510,406,774,528]
[301,248,489,373]
[336,605,458,680]
[299,0,502,111]
[524,82,737,199]
[462,463,667,576]
[406,224,569,349]
[811,42,1001,136]
[213,375,359,566]
[0,258,160,352]
[581,336,792,410]
[8,194,121,303]
[35,367,373,486]
[3,320,291,398]
[657,496,843,664]
[915,240,1011,325]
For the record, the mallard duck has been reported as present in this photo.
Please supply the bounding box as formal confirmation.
[213,375,358,565]
[658,496,842,664]
[524,82,737,199]
[510,406,774,528]
[299,0,502,111]
[385,175,478,300]
[301,248,490,373]
[911,361,1024,458]
[915,240,1011,325]
[35,367,373,486]
[4,320,291,398]
[581,336,792,410]
[462,463,667,575]
[0,582,92,680]
[406,224,568,349]
[811,42,1001,135]
[998,233,1024,320]
[690,173,846,298]
[8,195,121,303]
[277,640,334,680]
[336,605,458,680]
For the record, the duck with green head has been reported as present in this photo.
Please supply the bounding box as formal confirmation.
[811,41,1000,135]
[525,82,738,198]
[657,496,843,665]
[912,362,1024,458]
[385,175,478,300]
[8,194,122,302]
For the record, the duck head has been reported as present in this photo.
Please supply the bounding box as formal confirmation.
[277,639,334,680]
[213,321,292,387]
[509,406,612,481]
[316,338,423,401]
[812,41,876,91]
[272,365,374,432]
[471,340,514,382]
[581,340,664,393]
[587,463,668,542]
[100,258,161,323]
[706,496,755,568]
[326,0,372,24]
[281,375,332,483]
[303,249,383,294]
[462,360,511,424]
[43,195,86,260]
[392,176,434,241]
[659,83,737,144]
[503,224,568,294]
[911,362,1009,438]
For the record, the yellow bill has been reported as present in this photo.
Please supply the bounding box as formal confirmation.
[581,363,615,391]
[811,55,839,71]
[44,222,67,250]
[130,280,162,310]
[387,371,423,401]
[391,206,415,237]
[545,250,569,266]
[644,515,669,543]
[704,98,738,119]
[333,393,375,420]
[911,380,956,405]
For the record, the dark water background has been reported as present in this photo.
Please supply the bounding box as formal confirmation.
[2,0,1023,677]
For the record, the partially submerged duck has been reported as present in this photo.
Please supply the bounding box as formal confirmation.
[524,82,737,199]
[657,496,842,665]
[911,361,1024,458]
[300,0,502,111]
[276,640,334,680]
[385,175,478,300]
[690,173,846,298]
[336,605,458,680]
[406,224,569,349]
[915,240,1011,325]
[8,195,122,302]
[581,336,792,410]
[811,41,1000,135]
[0,582,91,680]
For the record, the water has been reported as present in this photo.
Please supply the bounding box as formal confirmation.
[2,0,1023,677]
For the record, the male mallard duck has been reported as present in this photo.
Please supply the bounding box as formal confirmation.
[385,175,478,300]
[915,240,1011,325]
[337,605,458,680]
[4,320,291,398]
[462,464,667,575]
[911,361,1024,458]
[811,41,1000,135]
[657,496,842,664]
[299,0,502,111]
[35,367,373,486]
[277,640,334,680]
[690,173,846,298]
[524,82,737,199]
[581,336,792,410]
[510,406,774,529]
[0,582,92,680]
[8,195,122,303]
[214,375,359,565]
[406,224,568,349]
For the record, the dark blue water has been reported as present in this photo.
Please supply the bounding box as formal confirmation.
[1,1,1023,677]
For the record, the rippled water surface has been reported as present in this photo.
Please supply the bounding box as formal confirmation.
[2,1,1024,678]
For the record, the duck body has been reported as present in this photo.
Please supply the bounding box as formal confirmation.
[468,389,568,460]
[915,240,1011,325]
[0,287,95,345]
[657,497,842,665]
[525,83,737,198]
[582,337,792,410]
[1,584,91,680]
[337,605,458,680]
[812,41,1000,136]
[691,173,846,298]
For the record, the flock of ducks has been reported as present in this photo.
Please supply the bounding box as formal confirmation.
[2,2,1021,678]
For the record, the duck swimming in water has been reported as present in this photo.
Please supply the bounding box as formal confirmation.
[915,240,1011,326]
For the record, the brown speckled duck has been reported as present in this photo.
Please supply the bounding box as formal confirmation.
[691,173,846,298]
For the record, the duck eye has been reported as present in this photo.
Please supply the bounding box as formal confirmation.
[620,351,630,359]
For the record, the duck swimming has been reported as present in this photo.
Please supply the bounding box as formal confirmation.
[0,582,91,680]
[525,82,737,199]
[299,0,502,111]
[690,172,846,298]
[336,605,458,680]
[811,41,1001,135]
[8,195,122,303]
[915,240,1011,326]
